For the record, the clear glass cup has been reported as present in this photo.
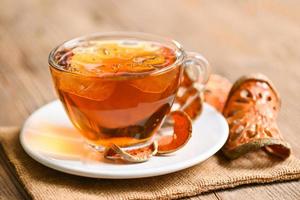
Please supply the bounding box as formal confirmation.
[48,32,210,151]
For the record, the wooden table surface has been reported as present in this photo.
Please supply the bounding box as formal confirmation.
[1,0,300,199]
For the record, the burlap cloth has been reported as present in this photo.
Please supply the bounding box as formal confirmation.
[0,127,300,200]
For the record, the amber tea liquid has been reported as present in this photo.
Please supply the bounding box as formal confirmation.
[50,40,181,147]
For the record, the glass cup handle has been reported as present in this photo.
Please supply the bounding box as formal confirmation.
[183,52,210,92]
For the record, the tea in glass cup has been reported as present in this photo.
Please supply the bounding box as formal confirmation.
[49,33,209,150]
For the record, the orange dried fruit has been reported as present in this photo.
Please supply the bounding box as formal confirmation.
[104,141,158,163]
[175,86,203,120]
[157,111,192,154]
[50,69,116,101]
[180,73,191,87]
[175,73,231,120]
[183,93,203,120]
[222,74,291,159]
[204,74,232,112]
[180,69,196,88]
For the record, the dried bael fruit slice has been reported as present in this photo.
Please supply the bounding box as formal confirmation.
[175,86,203,120]
[103,111,192,162]
[204,74,232,112]
[182,91,203,120]
[104,141,158,163]
[222,73,291,159]
[173,62,208,120]
[175,73,230,120]
[180,62,205,88]
[157,111,192,154]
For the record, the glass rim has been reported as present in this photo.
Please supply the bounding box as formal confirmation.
[48,32,185,78]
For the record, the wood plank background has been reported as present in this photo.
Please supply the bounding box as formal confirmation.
[0,0,299,199]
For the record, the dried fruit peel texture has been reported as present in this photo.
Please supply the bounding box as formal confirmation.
[222,74,291,159]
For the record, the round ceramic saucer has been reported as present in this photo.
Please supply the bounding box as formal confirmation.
[20,100,228,179]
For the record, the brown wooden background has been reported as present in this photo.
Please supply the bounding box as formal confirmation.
[0,0,300,199]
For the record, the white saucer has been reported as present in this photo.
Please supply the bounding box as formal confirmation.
[20,100,228,179]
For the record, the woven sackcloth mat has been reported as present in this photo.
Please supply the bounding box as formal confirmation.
[0,127,300,200]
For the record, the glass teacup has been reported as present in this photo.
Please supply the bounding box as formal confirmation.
[49,32,209,151]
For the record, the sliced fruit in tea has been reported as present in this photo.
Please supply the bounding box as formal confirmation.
[130,67,180,93]
[61,40,176,75]
[54,40,178,94]
[115,43,179,93]
[157,111,192,154]
[51,69,116,101]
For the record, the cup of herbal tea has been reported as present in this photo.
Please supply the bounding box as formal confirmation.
[48,32,209,151]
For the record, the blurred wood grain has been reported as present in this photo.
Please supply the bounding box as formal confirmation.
[0,0,299,199]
